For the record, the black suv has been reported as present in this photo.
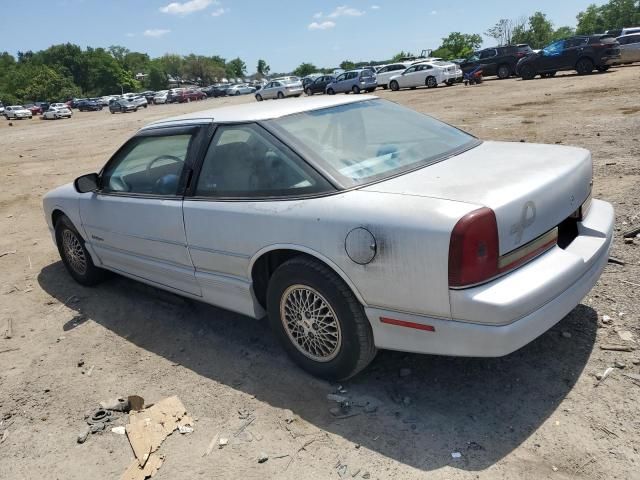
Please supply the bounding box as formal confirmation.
[516,35,621,79]
[458,44,532,79]
[305,75,336,95]
[77,99,103,111]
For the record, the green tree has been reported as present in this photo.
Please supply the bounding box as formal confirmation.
[391,51,411,61]
[576,0,640,34]
[434,32,482,59]
[551,26,576,41]
[512,12,555,48]
[293,62,318,77]
[157,54,183,78]
[108,45,130,66]
[146,65,168,90]
[225,57,246,78]
[124,52,151,75]
[339,60,356,70]
[486,19,514,46]
[11,65,80,101]
[257,59,270,77]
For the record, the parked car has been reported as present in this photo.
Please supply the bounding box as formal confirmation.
[326,69,377,94]
[174,89,207,103]
[140,91,156,103]
[388,63,448,91]
[25,104,43,115]
[0,102,4,115]
[43,106,73,120]
[421,60,463,85]
[459,45,532,79]
[77,100,103,112]
[302,74,323,90]
[614,33,640,64]
[255,78,304,100]
[45,95,613,380]
[605,26,640,37]
[226,84,256,96]
[375,63,411,89]
[201,85,228,98]
[50,103,72,115]
[516,35,621,79]
[109,99,138,113]
[305,75,336,95]
[130,95,148,109]
[153,91,169,104]
[4,105,32,119]
[36,101,51,113]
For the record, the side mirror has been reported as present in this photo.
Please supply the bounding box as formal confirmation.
[74,173,99,193]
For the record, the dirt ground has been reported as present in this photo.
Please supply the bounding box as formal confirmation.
[1,66,639,480]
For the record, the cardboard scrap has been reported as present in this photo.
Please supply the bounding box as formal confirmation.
[125,396,188,467]
[121,454,164,480]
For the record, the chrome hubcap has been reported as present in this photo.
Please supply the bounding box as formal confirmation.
[62,230,86,275]
[280,285,342,362]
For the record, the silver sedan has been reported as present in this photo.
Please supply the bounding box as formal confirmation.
[43,96,613,380]
[255,79,303,100]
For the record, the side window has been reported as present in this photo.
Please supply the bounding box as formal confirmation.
[629,35,640,44]
[377,66,389,73]
[479,49,496,59]
[394,64,405,70]
[336,74,346,82]
[195,124,332,198]
[102,134,192,195]
[404,66,416,74]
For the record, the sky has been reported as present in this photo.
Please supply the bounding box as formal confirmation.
[2,0,608,73]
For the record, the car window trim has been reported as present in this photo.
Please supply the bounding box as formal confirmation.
[96,124,206,199]
[184,122,339,201]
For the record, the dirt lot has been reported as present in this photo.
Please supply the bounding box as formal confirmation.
[1,66,639,480]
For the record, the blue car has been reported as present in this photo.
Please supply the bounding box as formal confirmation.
[326,69,377,94]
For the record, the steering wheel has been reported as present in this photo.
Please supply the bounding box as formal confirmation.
[146,155,184,177]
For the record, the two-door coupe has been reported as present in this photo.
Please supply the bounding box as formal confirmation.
[43,96,614,380]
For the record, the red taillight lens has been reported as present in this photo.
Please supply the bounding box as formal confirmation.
[448,207,499,288]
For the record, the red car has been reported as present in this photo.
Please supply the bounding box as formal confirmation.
[174,89,207,103]
[25,104,43,115]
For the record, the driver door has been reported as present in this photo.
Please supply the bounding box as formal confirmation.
[78,125,204,296]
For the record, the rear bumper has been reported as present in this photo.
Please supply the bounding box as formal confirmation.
[366,199,614,357]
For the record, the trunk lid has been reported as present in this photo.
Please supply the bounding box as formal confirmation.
[361,141,592,255]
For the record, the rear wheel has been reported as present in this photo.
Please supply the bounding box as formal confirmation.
[327,88,335,95]
[55,215,107,286]
[576,57,594,75]
[267,256,376,380]
[426,76,438,88]
[497,64,511,79]
[390,80,399,91]
[277,91,284,99]
[306,88,313,96]
[352,85,361,94]
[519,64,536,80]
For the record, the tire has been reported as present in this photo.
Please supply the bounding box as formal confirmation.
[277,91,284,99]
[327,88,335,95]
[352,85,361,94]
[576,57,594,75]
[390,80,399,91]
[235,91,241,96]
[255,94,263,102]
[267,256,377,380]
[497,64,511,79]
[111,110,115,114]
[55,215,107,286]
[519,64,536,80]
[306,88,313,96]
[426,76,438,88]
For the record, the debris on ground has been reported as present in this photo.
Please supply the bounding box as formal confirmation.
[451,451,462,459]
[178,425,193,434]
[608,256,625,265]
[617,330,634,342]
[0,251,16,258]
[219,437,229,448]
[595,367,615,385]
[100,397,129,412]
[3,318,12,339]
[600,344,634,352]
[613,361,626,369]
[622,225,640,238]
[86,409,113,425]
[601,315,612,325]
[258,452,269,463]
[112,426,126,435]
[121,396,193,480]
[77,426,90,444]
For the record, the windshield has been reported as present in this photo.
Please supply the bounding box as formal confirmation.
[270,99,478,186]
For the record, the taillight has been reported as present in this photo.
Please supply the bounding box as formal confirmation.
[448,207,499,288]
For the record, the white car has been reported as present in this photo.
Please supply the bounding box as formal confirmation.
[50,103,73,115]
[226,84,256,96]
[0,104,4,115]
[421,60,463,85]
[389,63,449,91]
[43,107,73,120]
[43,95,613,380]
[4,105,32,120]
[153,91,169,104]
[375,63,411,89]
[255,79,303,101]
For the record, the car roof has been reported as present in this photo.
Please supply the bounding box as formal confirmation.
[142,95,378,129]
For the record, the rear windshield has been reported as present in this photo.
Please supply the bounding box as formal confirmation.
[269,99,478,187]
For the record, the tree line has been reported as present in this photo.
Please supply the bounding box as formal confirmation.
[1,0,638,103]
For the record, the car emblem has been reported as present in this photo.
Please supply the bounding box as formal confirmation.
[510,201,536,245]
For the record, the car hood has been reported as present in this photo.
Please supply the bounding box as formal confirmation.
[361,141,592,255]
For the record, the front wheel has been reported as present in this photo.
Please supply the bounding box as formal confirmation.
[277,91,285,99]
[426,76,438,88]
[519,64,536,80]
[55,215,107,286]
[255,94,263,102]
[267,257,376,380]
[497,64,511,79]
[327,88,335,95]
[306,88,313,96]
[389,80,399,91]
